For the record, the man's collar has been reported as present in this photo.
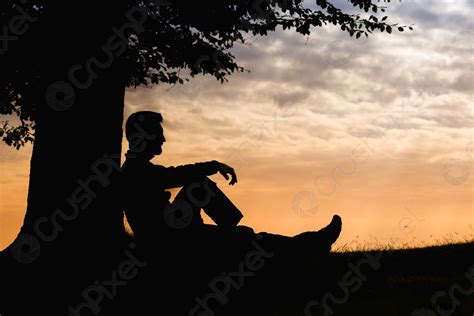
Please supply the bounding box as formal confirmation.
[125,150,154,162]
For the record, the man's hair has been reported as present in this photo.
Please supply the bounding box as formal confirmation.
[125,111,163,142]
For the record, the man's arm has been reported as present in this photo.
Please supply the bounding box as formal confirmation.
[153,160,237,189]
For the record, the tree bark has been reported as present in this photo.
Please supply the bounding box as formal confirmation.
[20,69,127,252]
[10,1,132,260]
[2,4,135,314]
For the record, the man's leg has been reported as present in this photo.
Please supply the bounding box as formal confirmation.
[171,180,206,229]
[171,176,244,230]
[170,176,229,230]
[253,215,342,254]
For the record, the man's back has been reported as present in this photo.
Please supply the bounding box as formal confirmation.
[121,155,172,241]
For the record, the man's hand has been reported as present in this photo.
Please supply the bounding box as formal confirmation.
[218,162,238,185]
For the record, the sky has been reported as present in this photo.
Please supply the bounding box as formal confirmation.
[0,0,473,251]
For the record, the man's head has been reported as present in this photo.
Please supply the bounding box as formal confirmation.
[125,111,166,155]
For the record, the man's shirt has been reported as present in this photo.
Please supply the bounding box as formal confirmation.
[121,151,219,239]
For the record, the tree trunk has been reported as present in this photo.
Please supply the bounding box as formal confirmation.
[5,46,129,316]
[7,1,131,261]
[20,69,126,254]
[3,3,134,314]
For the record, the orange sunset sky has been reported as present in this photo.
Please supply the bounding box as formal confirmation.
[0,0,472,251]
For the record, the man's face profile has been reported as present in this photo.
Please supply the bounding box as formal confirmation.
[147,123,165,155]
[126,112,166,155]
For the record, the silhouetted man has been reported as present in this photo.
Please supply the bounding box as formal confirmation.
[121,111,342,253]
[120,111,343,311]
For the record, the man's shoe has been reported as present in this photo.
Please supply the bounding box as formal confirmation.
[293,215,342,252]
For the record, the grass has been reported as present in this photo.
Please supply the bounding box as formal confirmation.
[293,240,474,316]
[333,232,474,253]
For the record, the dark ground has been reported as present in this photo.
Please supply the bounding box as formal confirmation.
[1,239,473,315]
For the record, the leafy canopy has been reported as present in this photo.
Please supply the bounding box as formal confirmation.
[0,0,410,148]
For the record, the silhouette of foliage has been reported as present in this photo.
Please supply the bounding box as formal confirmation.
[0,0,410,146]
